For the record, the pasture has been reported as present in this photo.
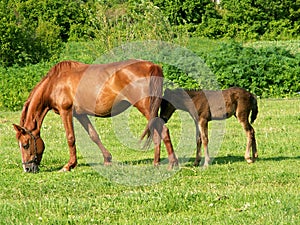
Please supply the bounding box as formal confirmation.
[0,97,299,224]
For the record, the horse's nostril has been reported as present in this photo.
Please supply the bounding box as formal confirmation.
[25,167,30,172]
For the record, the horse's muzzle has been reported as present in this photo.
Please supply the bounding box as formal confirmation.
[23,163,39,173]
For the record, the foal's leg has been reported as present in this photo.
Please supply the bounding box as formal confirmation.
[199,118,210,167]
[238,113,258,163]
[60,110,78,172]
[134,99,178,168]
[194,123,202,166]
[75,114,112,165]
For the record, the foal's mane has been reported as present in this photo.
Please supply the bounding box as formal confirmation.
[20,61,83,126]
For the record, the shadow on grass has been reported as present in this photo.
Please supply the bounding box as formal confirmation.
[41,155,300,172]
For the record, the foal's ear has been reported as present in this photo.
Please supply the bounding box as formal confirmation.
[164,88,171,94]
[13,124,26,134]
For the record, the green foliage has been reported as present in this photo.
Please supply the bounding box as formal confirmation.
[152,0,216,26]
[1,40,300,111]
[195,0,300,40]
[0,0,99,67]
[204,41,300,97]
[88,0,175,53]
[1,0,300,68]
[0,63,50,111]
[0,1,64,67]
[1,0,300,111]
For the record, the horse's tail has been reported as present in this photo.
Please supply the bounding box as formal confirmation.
[250,93,258,124]
[140,64,163,147]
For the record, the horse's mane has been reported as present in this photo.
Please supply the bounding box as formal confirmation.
[20,61,83,126]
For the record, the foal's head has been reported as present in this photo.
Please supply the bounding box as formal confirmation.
[13,124,45,173]
[160,89,177,123]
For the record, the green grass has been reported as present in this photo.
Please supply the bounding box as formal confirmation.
[0,97,299,224]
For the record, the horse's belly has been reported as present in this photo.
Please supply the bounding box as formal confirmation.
[74,92,130,117]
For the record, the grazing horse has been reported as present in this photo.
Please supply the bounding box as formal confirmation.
[13,59,178,173]
[160,87,258,166]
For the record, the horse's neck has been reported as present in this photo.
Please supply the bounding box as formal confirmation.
[22,83,49,135]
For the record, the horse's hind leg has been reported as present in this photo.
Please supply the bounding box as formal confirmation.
[75,114,112,165]
[194,124,202,166]
[199,118,210,167]
[161,124,178,170]
[134,99,178,169]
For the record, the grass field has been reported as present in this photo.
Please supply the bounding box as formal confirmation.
[0,97,299,224]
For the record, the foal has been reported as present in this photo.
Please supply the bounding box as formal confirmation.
[160,87,258,166]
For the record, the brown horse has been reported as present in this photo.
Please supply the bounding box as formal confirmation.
[160,87,258,166]
[13,59,178,173]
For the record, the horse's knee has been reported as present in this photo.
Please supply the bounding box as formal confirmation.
[201,135,208,146]
[66,135,75,147]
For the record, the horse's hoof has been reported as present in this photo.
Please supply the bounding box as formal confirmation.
[193,161,200,167]
[59,167,70,172]
[104,161,112,166]
[246,158,254,164]
[202,163,209,168]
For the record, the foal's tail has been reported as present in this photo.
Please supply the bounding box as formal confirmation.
[140,64,163,147]
[250,94,258,124]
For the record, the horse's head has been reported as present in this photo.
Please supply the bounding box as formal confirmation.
[160,89,176,123]
[13,124,45,173]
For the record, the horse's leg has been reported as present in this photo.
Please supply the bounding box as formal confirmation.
[199,118,210,167]
[134,99,177,168]
[251,131,258,162]
[133,99,161,165]
[161,124,178,170]
[152,125,162,167]
[75,114,112,165]
[237,113,257,163]
[194,122,202,166]
[60,110,78,172]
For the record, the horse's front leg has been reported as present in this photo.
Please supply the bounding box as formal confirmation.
[60,110,78,172]
[75,114,112,165]
[161,124,178,170]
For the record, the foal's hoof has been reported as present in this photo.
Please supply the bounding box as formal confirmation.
[167,160,179,171]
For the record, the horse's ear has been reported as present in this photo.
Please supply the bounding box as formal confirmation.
[13,124,26,134]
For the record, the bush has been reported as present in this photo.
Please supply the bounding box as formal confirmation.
[204,41,300,97]
[194,0,300,40]
[0,1,63,67]
[0,0,99,67]
[0,63,50,111]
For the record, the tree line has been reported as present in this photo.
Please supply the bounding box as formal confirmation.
[1,0,299,67]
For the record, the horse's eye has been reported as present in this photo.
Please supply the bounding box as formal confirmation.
[23,143,30,149]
